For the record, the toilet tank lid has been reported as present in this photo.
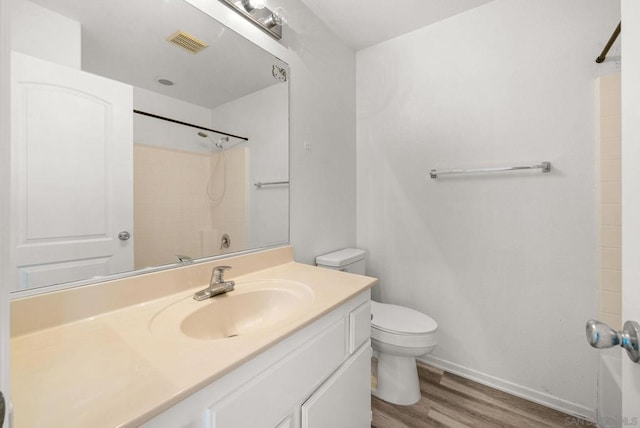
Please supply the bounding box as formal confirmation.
[315,248,366,267]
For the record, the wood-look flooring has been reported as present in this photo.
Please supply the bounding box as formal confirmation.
[371,361,590,428]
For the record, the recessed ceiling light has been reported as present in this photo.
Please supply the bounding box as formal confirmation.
[157,78,174,86]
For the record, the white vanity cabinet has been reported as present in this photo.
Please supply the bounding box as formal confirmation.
[300,342,371,428]
[142,291,371,428]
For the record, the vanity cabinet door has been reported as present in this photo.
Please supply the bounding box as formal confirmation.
[208,318,348,428]
[301,341,371,428]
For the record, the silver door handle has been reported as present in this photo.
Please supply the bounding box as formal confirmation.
[586,319,640,363]
[118,231,131,241]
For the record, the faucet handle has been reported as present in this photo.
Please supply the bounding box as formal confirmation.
[211,265,232,284]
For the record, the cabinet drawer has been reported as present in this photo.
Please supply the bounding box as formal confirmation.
[349,301,371,353]
[208,318,347,428]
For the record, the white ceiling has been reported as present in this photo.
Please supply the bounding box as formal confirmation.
[299,0,495,51]
[29,0,287,109]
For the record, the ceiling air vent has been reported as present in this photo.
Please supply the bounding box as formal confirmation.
[167,30,208,54]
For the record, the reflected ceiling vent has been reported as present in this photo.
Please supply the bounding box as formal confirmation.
[167,30,208,54]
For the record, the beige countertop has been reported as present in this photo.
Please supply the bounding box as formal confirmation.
[10,248,376,427]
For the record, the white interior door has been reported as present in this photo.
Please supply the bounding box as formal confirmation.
[621,0,640,420]
[1,1,12,424]
[10,51,133,291]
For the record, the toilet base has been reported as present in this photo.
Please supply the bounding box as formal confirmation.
[372,353,421,405]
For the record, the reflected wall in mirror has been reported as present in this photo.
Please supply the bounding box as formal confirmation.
[9,0,289,293]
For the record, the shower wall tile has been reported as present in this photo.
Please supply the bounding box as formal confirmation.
[597,72,621,329]
[598,312,622,332]
[599,72,621,93]
[600,138,621,160]
[599,290,622,315]
[600,160,621,182]
[599,94,622,118]
[134,144,247,269]
[600,116,622,139]
[600,182,621,204]
[601,269,621,293]
[600,226,621,248]
[601,247,621,271]
[599,80,621,117]
[601,204,621,226]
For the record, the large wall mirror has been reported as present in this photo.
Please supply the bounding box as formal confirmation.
[9,0,289,294]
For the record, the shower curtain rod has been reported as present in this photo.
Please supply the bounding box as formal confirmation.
[133,109,249,141]
[596,22,621,64]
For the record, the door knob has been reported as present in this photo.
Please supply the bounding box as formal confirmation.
[118,231,131,241]
[586,319,640,363]
[1,390,5,427]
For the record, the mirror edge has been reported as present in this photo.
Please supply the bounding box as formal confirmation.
[10,242,291,299]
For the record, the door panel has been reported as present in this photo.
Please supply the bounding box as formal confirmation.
[621,0,640,419]
[10,52,133,291]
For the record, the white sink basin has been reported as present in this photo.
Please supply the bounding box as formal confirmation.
[149,279,315,340]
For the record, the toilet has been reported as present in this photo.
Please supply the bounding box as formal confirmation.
[315,248,438,405]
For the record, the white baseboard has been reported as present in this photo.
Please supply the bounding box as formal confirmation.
[418,355,596,422]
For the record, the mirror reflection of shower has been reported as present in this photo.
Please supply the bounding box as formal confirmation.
[198,131,228,207]
[197,131,230,150]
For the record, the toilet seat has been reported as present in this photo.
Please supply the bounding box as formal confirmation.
[371,301,437,334]
[371,301,438,348]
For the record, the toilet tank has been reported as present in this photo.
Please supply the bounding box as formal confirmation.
[315,248,366,275]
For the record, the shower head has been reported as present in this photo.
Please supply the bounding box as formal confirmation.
[215,136,229,150]
[197,131,227,150]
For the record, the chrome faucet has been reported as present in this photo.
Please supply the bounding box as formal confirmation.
[193,265,235,301]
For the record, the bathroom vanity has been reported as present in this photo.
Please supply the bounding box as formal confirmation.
[10,247,376,427]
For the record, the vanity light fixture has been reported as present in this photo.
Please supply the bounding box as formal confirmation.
[219,0,284,40]
[241,0,266,11]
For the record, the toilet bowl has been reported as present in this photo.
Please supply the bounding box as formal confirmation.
[315,248,438,406]
[370,301,438,405]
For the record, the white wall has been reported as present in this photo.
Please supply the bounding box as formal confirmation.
[621,0,640,420]
[133,86,219,154]
[185,0,357,265]
[356,0,619,418]
[211,83,289,250]
[10,0,80,68]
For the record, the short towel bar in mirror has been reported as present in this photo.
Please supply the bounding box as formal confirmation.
[254,181,290,188]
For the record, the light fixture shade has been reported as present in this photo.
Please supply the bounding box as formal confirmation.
[221,0,283,40]
[241,0,266,11]
[263,12,282,29]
